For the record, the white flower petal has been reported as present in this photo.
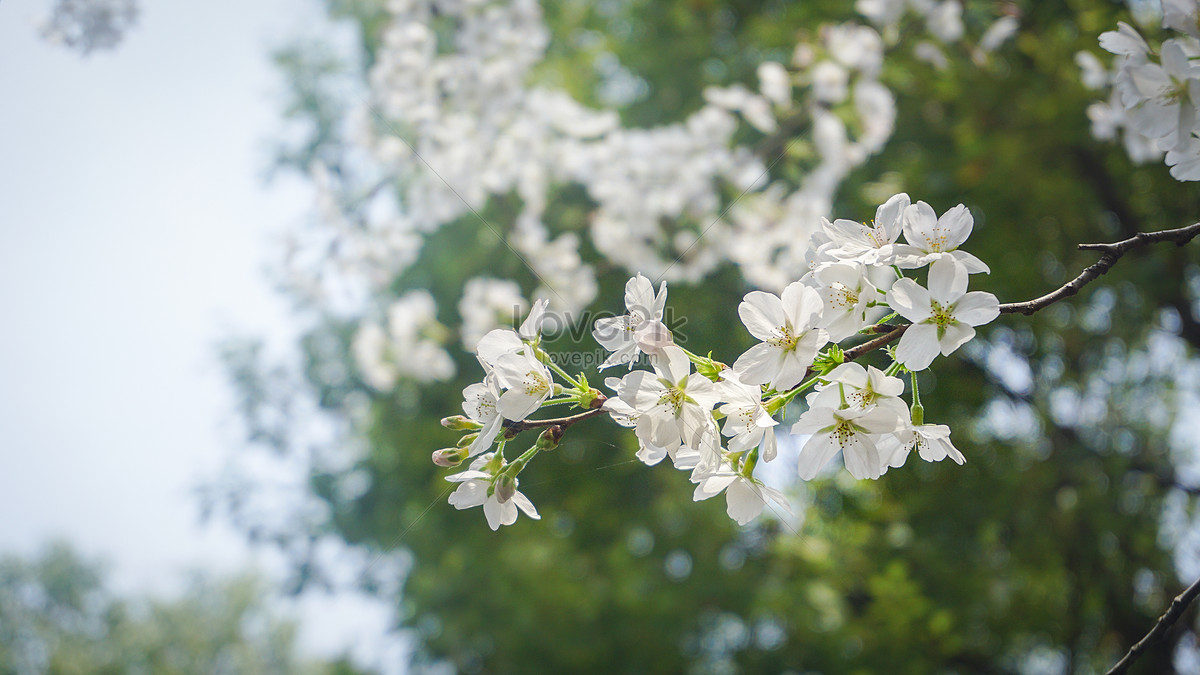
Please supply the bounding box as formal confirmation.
[733,342,784,386]
[448,480,489,510]
[796,434,841,480]
[902,201,938,250]
[938,322,976,355]
[886,279,932,322]
[726,479,767,525]
[476,329,523,367]
[936,203,974,250]
[483,496,516,530]
[927,258,967,304]
[953,291,1001,326]
[842,436,882,480]
[739,291,787,341]
[949,250,991,274]
[511,491,541,519]
[694,474,737,501]
[782,282,823,329]
[625,274,657,319]
[519,299,548,340]
[896,324,941,371]
[654,345,692,383]
[497,388,542,421]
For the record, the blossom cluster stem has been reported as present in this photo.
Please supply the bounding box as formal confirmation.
[502,395,609,436]
[542,352,583,388]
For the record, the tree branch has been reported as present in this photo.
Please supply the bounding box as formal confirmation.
[501,396,608,437]
[1105,574,1200,675]
[999,222,1200,316]
[781,222,1200,388]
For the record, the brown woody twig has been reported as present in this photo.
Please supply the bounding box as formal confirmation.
[1000,222,1200,316]
[1105,574,1200,675]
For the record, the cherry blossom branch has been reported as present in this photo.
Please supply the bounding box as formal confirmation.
[1104,574,1200,675]
[999,222,1200,316]
[501,395,608,437]
[779,221,1200,392]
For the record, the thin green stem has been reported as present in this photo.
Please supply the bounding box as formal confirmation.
[740,446,760,477]
[488,440,507,468]
[543,355,582,388]
[909,371,924,425]
[766,372,825,412]
[505,443,541,477]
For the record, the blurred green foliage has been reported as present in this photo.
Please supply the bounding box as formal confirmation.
[220,0,1200,672]
[0,543,365,675]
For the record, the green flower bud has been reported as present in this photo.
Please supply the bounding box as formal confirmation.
[579,388,605,409]
[536,425,564,451]
[457,432,480,448]
[441,415,482,431]
[432,447,468,468]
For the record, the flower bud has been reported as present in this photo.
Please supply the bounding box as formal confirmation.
[457,432,480,448]
[441,415,481,431]
[494,473,517,503]
[536,425,564,451]
[432,447,468,468]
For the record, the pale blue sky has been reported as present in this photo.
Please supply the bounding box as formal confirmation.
[0,0,400,667]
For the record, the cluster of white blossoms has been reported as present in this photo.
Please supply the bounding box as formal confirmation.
[436,194,999,529]
[1086,0,1200,180]
[326,1,1015,388]
[457,278,528,351]
[353,290,456,390]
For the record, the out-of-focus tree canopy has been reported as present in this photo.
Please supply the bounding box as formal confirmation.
[215,1,1200,672]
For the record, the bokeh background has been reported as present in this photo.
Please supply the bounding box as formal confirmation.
[4,0,1200,673]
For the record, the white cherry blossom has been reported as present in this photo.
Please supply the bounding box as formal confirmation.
[886,258,1000,371]
[693,468,792,525]
[812,263,881,342]
[893,200,990,273]
[492,345,555,421]
[594,274,673,369]
[792,403,902,480]
[733,282,828,390]
[461,376,504,457]
[879,423,964,469]
[1118,39,1200,149]
[612,346,721,469]
[808,362,909,424]
[601,380,671,466]
[821,192,910,265]
[715,375,779,462]
[446,454,540,531]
